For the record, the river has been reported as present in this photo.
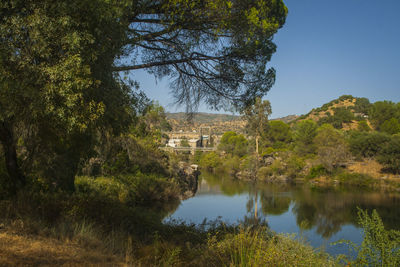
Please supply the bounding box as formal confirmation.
[165,172,400,257]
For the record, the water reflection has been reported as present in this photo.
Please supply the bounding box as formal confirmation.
[166,172,400,255]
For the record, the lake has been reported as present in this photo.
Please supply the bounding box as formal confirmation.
[165,172,400,257]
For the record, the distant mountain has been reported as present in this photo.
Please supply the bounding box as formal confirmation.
[165,95,373,133]
[166,112,301,134]
[271,115,299,124]
[166,112,240,123]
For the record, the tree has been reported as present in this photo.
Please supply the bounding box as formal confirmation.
[266,120,292,145]
[380,118,400,135]
[115,0,288,112]
[218,131,248,157]
[314,124,349,172]
[242,97,272,156]
[354,97,372,115]
[348,131,392,158]
[0,0,287,193]
[369,101,397,130]
[357,120,371,132]
[0,0,135,192]
[377,135,400,174]
[294,120,318,155]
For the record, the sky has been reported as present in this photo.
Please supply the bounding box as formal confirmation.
[132,0,400,118]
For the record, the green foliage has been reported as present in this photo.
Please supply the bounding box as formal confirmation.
[218,131,248,157]
[76,174,179,207]
[340,209,400,266]
[308,165,328,179]
[357,120,371,132]
[348,131,392,158]
[354,97,372,115]
[199,152,222,171]
[242,97,272,154]
[380,118,400,135]
[266,120,292,144]
[318,107,354,129]
[369,101,398,130]
[294,120,318,155]
[377,135,400,174]
[222,156,242,175]
[314,124,349,172]
[206,227,335,266]
[286,155,306,178]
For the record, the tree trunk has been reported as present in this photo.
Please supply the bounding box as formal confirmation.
[256,135,259,155]
[0,121,25,194]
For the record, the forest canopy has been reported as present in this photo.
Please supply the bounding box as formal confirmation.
[0,0,287,193]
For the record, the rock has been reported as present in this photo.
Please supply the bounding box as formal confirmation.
[176,162,200,200]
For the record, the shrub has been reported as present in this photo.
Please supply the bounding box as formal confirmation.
[199,152,222,171]
[377,136,400,174]
[205,227,335,266]
[218,131,248,157]
[357,120,371,132]
[308,165,328,178]
[348,131,392,158]
[380,118,400,135]
[339,209,400,266]
[286,155,306,178]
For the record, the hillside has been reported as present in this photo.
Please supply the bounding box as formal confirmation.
[166,112,246,134]
[295,95,372,130]
[166,112,299,134]
[165,95,380,133]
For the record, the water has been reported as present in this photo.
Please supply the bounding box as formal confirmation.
[165,172,400,257]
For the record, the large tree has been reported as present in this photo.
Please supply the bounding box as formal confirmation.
[0,0,134,192]
[0,0,287,193]
[115,0,288,111]
[242,97,272,155]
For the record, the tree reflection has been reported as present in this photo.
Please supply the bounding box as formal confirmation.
[196,173,400,239]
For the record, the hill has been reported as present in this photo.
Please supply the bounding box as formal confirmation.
[295,95,372,130]
[166,112,299,134]
[166,112,246,134]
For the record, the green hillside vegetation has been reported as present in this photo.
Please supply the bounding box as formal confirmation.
[198,96,400,188]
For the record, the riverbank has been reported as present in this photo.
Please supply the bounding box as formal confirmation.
[2,171,399,265]
[0,178,338,266]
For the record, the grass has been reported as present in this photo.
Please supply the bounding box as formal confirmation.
[0,179,339,266]
[3,172,397,266]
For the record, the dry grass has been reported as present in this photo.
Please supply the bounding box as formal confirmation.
[0,230,123,266]
[347,159,400,180]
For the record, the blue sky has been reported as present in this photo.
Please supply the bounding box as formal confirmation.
[132,0,400,118]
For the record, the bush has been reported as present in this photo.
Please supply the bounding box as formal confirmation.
[199,152,222,171]
[286,155,306,178]
[380,118,400,135]
[205,227,335,266]
[218,131,248,157]
[348,131,392,158]
[308,165,328,178]
[377,136,400,174]
[339,209,400,266]
[357,120,371,132]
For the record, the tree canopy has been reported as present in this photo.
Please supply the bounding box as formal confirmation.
[0,0,287,193]
[116,0,288,112]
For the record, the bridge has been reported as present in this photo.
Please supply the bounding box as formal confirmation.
[159,146,216,154]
